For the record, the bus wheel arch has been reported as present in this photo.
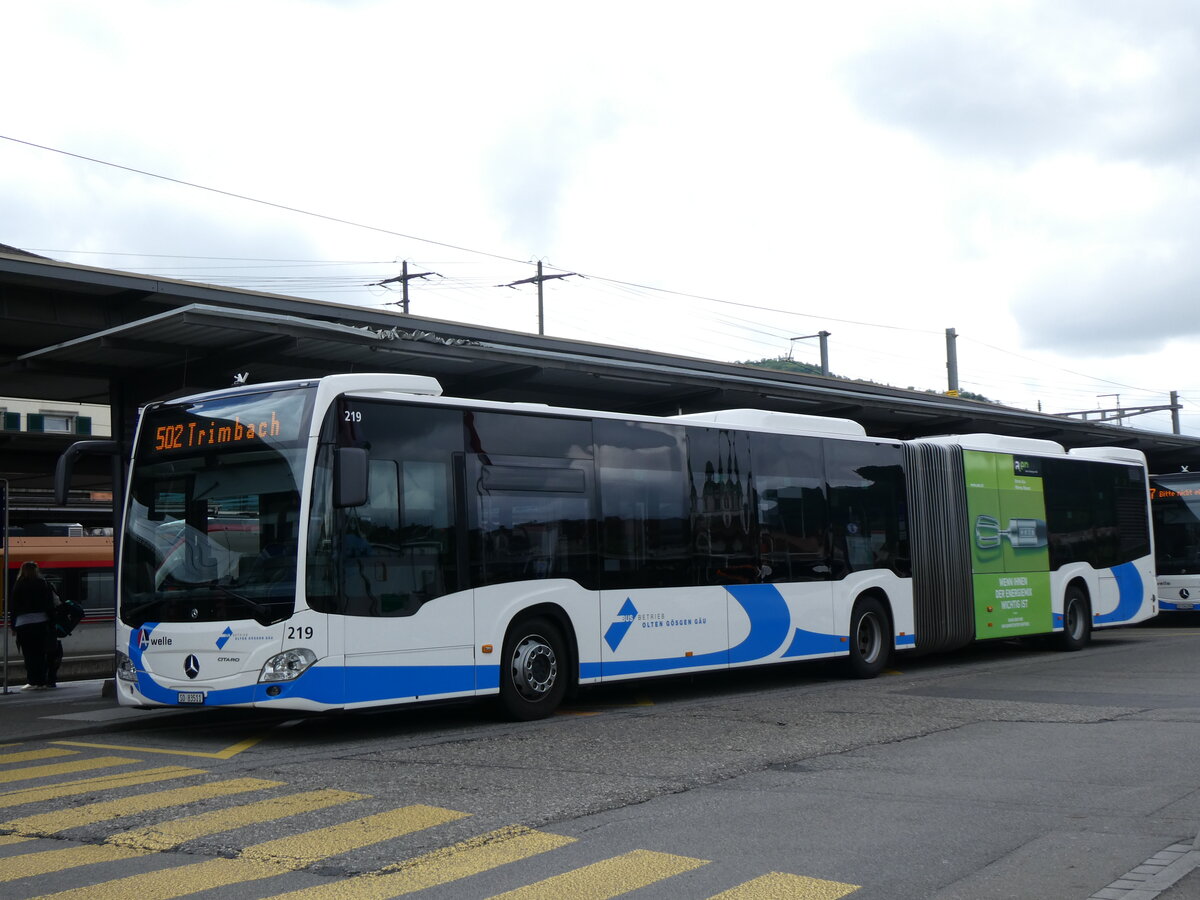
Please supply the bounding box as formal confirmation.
[846,590,892,679]
[1060,580,1092,652]
[496,605,575,720]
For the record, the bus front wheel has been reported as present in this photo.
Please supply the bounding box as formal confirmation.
[1060,586,1092,652]
[847,596,890,679]
[498,616,568,720]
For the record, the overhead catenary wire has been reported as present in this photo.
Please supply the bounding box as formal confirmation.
[4,133,1189,421]
[2,133,940,337]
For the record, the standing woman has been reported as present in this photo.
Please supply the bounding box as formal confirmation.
[9,561,58,691]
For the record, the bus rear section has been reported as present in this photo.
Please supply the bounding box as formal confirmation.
[907,436,1156,653]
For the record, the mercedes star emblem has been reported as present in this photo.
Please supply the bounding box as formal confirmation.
[184,654,200,679]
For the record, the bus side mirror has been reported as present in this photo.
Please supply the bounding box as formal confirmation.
[333,448,369,508]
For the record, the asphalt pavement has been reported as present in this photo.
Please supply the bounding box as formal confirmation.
[0,676,199,742]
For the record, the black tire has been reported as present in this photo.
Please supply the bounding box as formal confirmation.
[846,596,890,679]
[498,616,568,720]
[1059,585,1092,651]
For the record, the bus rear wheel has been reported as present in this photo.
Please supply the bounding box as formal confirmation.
[1059,586,1092,652]
[847,596,890,679]
[498,616,568,720]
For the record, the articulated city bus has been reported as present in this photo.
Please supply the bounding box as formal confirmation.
[1149,471,1200,611]
[111,374,1156,719]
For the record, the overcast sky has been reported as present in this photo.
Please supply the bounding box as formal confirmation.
[4,1,1199,436]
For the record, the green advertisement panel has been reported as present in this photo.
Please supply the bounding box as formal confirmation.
[963,450,1053,639]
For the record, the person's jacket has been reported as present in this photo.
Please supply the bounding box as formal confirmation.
[9,576,56,624]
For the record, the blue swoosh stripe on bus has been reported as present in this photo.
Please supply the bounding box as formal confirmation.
[599,654,727,676]
[781,618,914,656]
[342,665,478,701]
[781,627,845,657]
[267,665,484,705]
[600,583,792,676]
[725,584,792,663]
[1050,564,1145,629]
[133,662,484,706]
[1093,562,1144,624]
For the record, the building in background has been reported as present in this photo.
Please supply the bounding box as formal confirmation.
[0,396,112,533]
[0,396,109,438]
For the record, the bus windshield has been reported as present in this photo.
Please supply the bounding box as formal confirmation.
[120,386,315,628]
[1151,473,1200,575]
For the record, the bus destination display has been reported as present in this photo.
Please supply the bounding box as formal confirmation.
[145,389,311,456]
[153,411,285,452]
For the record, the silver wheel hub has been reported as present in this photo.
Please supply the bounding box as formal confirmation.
[511,635,557,699]
[1067,601,1082,638]
[856,614,882,663]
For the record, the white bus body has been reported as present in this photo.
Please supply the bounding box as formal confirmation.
[112,375,1157,718]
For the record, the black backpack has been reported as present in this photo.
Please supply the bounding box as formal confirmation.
[54,600,85,637]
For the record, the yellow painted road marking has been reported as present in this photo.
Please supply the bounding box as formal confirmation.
[273,825,576,899]
[39,857,285,899]
[0,783,334,883]
[55,735,267,759]
[1,777,282,836]
[0,765,203,808]
[108,788,367,852]
[489,848,709,899]
[0,844,150,883]
[0,748,78,765]
[0,834,34,847]
[0,756,142,785]
[38,804,468,900]
[242,804,469,868]
[709,872,861,898]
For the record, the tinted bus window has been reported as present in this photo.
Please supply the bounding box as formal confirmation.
[471,454,596,589]
[1113,465,1152,562]
[465,411,593,459]
[751,432,829,582]
[826,441,908,577]
[1043,458,1094,567]
[686,427,756,585]
[1045,459,1150,569]
[596,419,690,589]
[309,402,462,617]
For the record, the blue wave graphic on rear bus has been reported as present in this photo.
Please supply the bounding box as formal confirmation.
[1093,562,1145,624]
[601,583,846,676]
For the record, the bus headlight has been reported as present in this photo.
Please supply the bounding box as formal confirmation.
[260,648,317,682]
[115,652,138,683]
